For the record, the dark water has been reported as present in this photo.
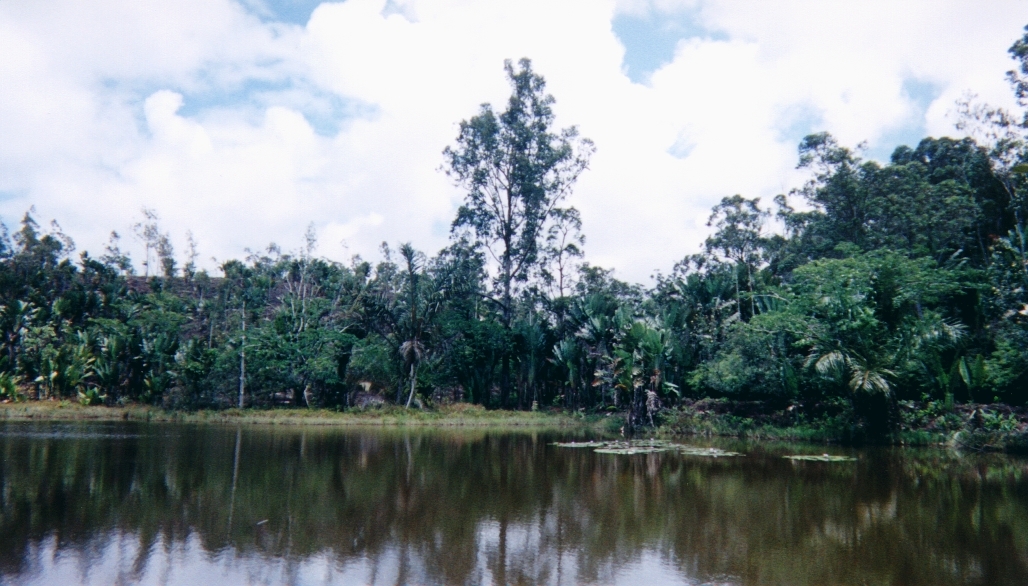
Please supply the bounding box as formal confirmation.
[0,422,1026,585]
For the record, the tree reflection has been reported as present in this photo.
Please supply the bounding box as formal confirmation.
[0,423,1026,585]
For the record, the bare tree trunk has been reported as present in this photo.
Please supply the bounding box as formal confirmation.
[747,262,756,318]
[238,304,246,409]
[500,357,510,409]
[500,245,512,409]
[405,363,417,409]
[734,264,741,318]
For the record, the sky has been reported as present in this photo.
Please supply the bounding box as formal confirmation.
[1,0,1026,283]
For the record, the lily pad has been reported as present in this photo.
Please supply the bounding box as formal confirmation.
[554,440,743,457]
[594,447,667,455]
[784,454,857,462]
[676,446,744,457]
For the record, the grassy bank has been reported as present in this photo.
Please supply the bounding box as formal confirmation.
[655,398,1028,453]
[0,401,607,430]
[5,399,1027,453]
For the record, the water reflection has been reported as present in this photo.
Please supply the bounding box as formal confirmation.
[1,422,1026,585]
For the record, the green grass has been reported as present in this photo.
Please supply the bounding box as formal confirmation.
[0,400,605,430]
[6,399,1024,453]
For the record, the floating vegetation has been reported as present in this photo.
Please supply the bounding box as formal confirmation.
[784,453,857,462]
[551,441,608,448]
[676,446,743,457]
[553,440,743,457]
[594,446,668,455]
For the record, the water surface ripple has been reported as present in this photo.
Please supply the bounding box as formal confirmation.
[0,421,1026,585]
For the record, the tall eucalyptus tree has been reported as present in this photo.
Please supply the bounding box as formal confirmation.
[443,58,593,406]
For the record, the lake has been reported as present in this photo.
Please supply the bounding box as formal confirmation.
[0,421,1026,585]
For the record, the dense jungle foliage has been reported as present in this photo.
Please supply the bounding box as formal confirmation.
[5,34,1028,433]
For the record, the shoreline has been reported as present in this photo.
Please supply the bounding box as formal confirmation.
[0,401,608,430]
[657,398,1028,454]
[3,400,1026,453]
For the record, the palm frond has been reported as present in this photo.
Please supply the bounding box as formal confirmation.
[814,350,847,378]
[848,366,893,395]
[399,340,425,364]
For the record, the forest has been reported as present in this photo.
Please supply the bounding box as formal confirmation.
[3,31,1028,437]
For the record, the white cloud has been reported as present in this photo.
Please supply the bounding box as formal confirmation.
[1,0,1026,283]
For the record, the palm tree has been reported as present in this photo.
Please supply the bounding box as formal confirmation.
[809,349,894,395]
[398,243,437,409]
[807,313,966,397]
[400,339,425,409]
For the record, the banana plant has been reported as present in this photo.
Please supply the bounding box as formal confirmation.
[551,337,581,409]
[0,372,25,402]
[32,334,96,400]
[93,334,127,396]
[0,300,38,369]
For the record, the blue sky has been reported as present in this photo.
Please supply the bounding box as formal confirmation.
[246,0,326,24]
[613,5,726,84]
[102,0,953,162]
[1,0,1025,282]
